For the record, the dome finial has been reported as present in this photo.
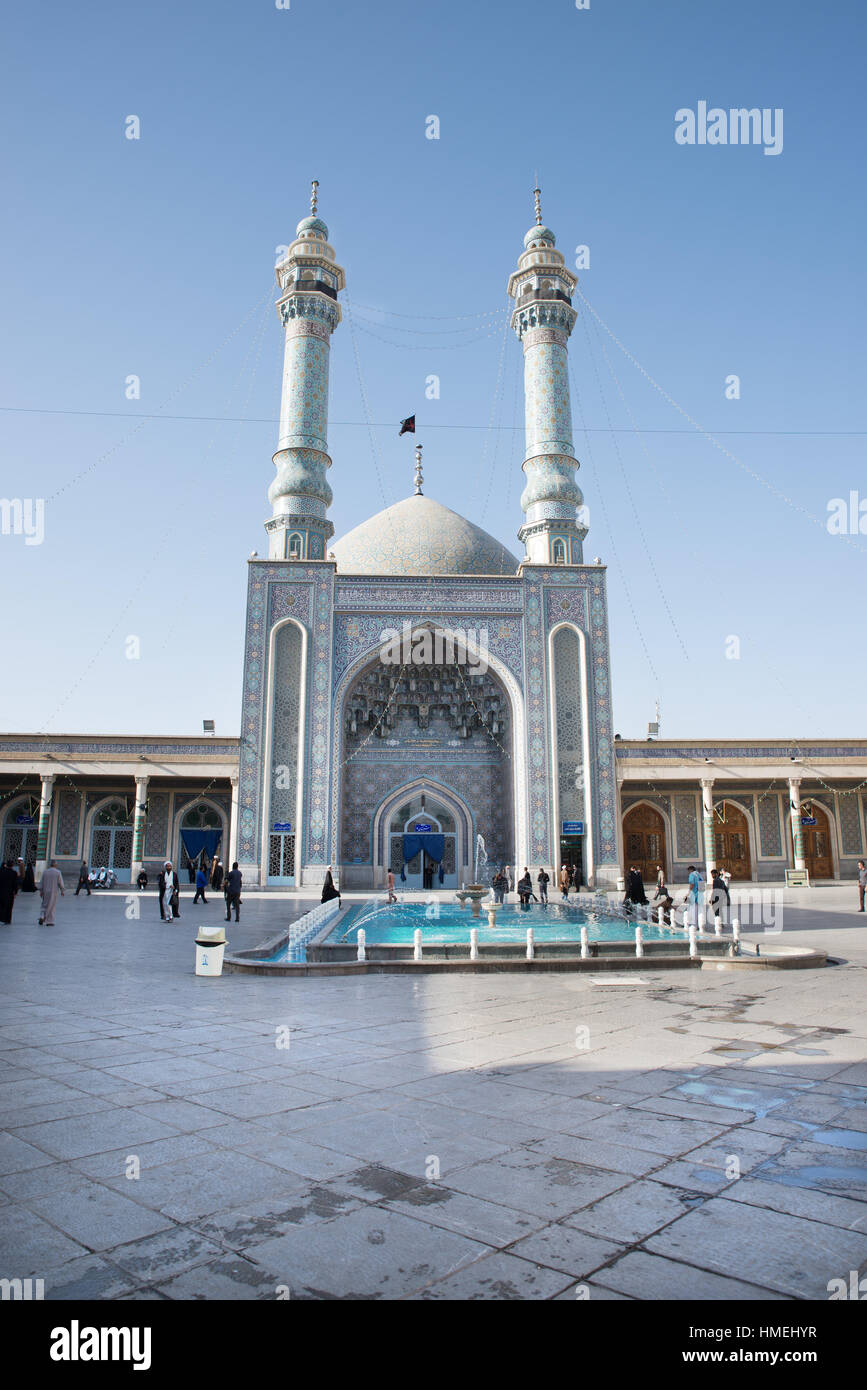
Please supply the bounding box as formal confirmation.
[310,179,319,216]
[533,182,542,226]
[413,443,424,496]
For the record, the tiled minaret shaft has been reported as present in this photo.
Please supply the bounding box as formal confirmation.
[507,190,587,566]
[266,182,346,561]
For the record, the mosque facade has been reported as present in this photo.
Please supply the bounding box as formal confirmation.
[2,191,866,892]
[237,189,619,891]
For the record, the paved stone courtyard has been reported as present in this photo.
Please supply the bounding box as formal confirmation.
[1,887,866,1300]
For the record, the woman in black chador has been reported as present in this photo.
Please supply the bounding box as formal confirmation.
[0,861,18,924]
[623,866,648,908]
[321,867,341,905]
[22,861,36,892]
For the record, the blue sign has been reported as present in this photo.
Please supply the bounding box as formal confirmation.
[562,821,584,835]
[413,823,432,833]
[15,815,36,826]
[272,822,293,833]
[800,816,816,826]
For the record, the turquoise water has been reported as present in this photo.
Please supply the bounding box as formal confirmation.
[325,900,672,946]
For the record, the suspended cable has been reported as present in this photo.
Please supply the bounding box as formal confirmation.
[582,311,690,662]
[576,287,866,555]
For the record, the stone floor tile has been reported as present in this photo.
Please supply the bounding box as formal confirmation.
[645,1199,867,1298]
[409,1250,575,1300]
[245,1204,488,1299]
[593,1250,787,1301]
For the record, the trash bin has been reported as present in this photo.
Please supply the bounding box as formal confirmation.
[616,876,626,893]
[195,924,227,977]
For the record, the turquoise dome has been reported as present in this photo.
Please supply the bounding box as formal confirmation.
[296,215,329,239]
[332,494,519,576]
[524,225,556,248]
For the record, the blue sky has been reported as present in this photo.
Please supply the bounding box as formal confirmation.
[1,0,864,739]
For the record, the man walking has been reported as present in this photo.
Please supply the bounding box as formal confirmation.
[559,864,570,901]
[159,861,179,922]
[858,860,867,912]
[537,867,549,904]
[225,861,242,922]
[75,861,91,896]
[685,864,702,928]
[194,866,208,905]
[39,860,65,926]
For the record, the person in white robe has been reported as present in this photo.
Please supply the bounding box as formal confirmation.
[39,860,65,926]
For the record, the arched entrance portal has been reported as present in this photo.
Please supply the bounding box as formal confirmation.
[713,801,752,881]
[388,795,458,890]
[1,796,40,868]
[800,802,835,881]
[623,804,667,886]
[90,799,134,883]
[339,639,514,888]
[176,802,224,883]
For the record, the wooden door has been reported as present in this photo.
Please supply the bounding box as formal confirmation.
[623,804,666,888]
[801,804,834,880]
[713,801,752,881]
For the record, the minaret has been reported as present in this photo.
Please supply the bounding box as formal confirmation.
[507,188,587,565]
[266,181,346,561]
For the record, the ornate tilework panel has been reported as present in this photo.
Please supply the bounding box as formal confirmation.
[269,623,302,831]
[546,588,589,629]
[332,614,524,689]
[334,583,523,612]
[238,564,324,866]
[587,586,617,866]
[55,790,81,856]
[758,794,783,857]
[523,580,549,861]
[144,792,169,856]
[269,585,314,627]
[340,760,512,868]
[674,794,699,858]
[840,794,863,855]
[553,627,584,825]
[303,573,335,863]
[278,335,330,452]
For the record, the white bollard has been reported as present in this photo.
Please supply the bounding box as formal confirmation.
[357,928,366,962]
[732,918,740,947]
[635,925,644,957]
[698,910,706,932]
[580,925,589,959]
[688,925,698,959]
[470,928,478,961]
[526,928,534,960]
[413,928,422,962]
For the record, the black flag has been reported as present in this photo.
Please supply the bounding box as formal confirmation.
[399,415,416,436]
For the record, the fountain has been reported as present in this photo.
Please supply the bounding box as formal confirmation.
[455,833,491,918]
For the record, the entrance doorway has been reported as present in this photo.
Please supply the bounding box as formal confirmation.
[268,832,296,886]
[622,804,666,887]
[800,803,834,880]
[2,797,40,868]
[89,800,134,883]
[713,801,752,881]
[388,797,457,890]
[559,836,585,888]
